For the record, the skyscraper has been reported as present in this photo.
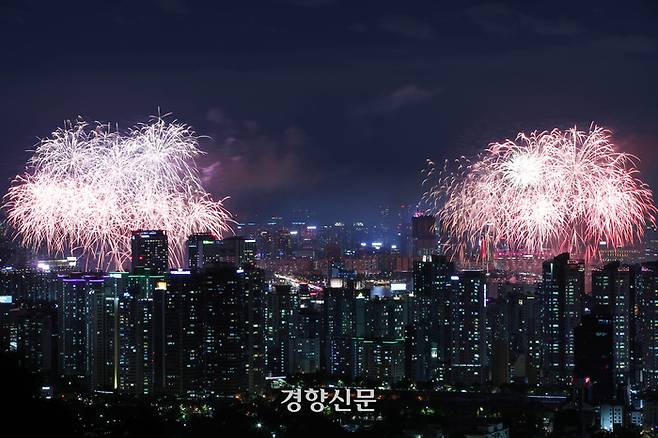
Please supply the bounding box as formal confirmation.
[591,262,638,394]
[411,255,454,383]
[265,284,297,377]
[448,270,487,385]
[202,264,266,396]
[187,234,257,270]
[117,289,154,395]
[411,214,437,261]
[538,253,584,386]
[59,274,105,377]
[358,294,409,384]
[0,295,11,353]
[10,304,55,373]
[637,261,658,390]
[216,236,257,268]
[294,305,321,374]
[187,232,219,271]
[574,314,614,403]
[131,230,168,274]
[323,286,361,377]
[486,282,538,386]
[154,270,203,398]
[88,286,118,391]
[359,339,405,384]
[242,266,266,394]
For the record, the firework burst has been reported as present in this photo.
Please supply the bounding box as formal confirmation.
[424,126,656,261]
[4,117,232,270]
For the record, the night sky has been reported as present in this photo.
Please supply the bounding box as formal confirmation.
[2,0,658,223]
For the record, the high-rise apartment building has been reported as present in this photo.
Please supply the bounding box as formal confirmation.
[411,255,454,383]
[447,270,487,385]
[538,253,584,386]
[131,230,168,274]
[265,284,298,377]
[592,262,638,394]
[411,214,437,261]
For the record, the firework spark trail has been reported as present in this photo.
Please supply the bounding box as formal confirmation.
[4,117,232,271]
[423,126,656,261]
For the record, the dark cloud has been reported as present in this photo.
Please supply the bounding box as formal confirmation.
[596,35,657,53]
[0,4,24,24]
[377,15,435,39]
[349,22,368,33]
[528,18,584,37]
[465,3,584,37]
[286,0,335,7]
[353,84,441,116]
[201,108,320,200]
[155,0,190,15]
[206,107,226,124]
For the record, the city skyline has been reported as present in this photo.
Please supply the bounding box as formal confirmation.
[6,221,658,435]
[4,0,658,436]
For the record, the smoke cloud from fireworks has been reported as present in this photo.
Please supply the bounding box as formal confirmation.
[4,117,232,270]
[424,126,656,260]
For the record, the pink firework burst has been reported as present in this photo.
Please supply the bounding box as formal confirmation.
[424,125,656,261]
[4,117,233,271]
